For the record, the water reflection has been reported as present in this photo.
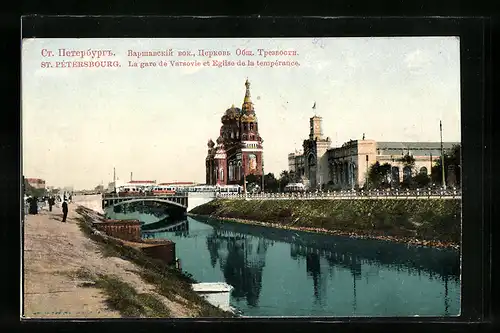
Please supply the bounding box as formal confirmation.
[206,228,269,307]
[200,218,458,315]
[143,219,189,237]
[105,201,189,234]
[118,211,460,316]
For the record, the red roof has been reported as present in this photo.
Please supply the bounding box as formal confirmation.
[128,180,156,184]
[158,182,196,185]
[26,178,45,183]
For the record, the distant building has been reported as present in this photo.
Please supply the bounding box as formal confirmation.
[205,79,264,186]
[106,180,155,192]
[288,114,460,190]
[126,180,156,187]
[288,149,303,174]
[26,178,46,190]
[158,181,197,187]
[107,180,126,192]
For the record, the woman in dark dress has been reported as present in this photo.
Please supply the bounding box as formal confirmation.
[62,200,68,222]
[29,196,38,215]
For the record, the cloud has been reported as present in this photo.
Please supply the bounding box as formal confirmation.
[404,49,432,74]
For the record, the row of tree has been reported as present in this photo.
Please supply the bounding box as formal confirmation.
[243,171,293,193]
[366,144,461,189]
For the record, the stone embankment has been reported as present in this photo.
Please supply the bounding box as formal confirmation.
[189,198,461,250]
[23,201,233,318]
[72,194,104,214]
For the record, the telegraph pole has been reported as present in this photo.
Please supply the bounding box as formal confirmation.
[243,172,247,195]
[440,121,446,190]
[261,154,265,193]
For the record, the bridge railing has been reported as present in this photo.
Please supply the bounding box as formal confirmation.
[215,189,462,200]
[102,192,188,199]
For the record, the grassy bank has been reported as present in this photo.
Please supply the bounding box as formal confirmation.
[75,268,172,317]
[189,199,461,247]
[75,207,235,318]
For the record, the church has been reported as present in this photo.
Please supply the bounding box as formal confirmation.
[205,79,264,186]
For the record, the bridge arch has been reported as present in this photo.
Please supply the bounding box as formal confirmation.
[108,197,187,209]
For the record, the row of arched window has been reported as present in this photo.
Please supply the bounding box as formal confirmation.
[228,161,243,181]
[328,163,429,185]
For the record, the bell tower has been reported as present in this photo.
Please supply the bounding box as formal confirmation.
[304,102,331,190]
[310,116,323,140]
[240,79,263,177]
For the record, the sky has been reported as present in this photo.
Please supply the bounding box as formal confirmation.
[22,37,461,190]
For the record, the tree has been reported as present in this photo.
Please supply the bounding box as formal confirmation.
[279,170,291,192]
[245,174,259,185]
[367,162,392,189]
[398,154,416,188]
[412,172,431,188]
[263,173,279,192]
[23,178,45,197]
[431,144,461,187]
[241,174,261,193]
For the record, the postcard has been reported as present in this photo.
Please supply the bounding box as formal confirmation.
[21,36,462,319]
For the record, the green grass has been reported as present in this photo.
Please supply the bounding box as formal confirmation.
[75,207,235,318]
[190,198,461,244]
[75,268,171,318]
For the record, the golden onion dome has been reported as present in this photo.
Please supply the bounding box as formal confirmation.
[241,113,257,123]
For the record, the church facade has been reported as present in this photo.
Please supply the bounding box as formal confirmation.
[205,79,264,186]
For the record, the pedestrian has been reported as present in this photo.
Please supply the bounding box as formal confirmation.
[62,200,68,222]
[48,196,55,212]
[29,196,38,215]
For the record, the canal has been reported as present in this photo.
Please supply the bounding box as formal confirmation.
[105,204,460,317]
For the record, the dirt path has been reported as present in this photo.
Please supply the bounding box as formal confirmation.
[23,204,193,318]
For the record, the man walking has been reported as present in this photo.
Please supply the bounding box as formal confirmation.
[48,196,55,212]
[62,200,68,222]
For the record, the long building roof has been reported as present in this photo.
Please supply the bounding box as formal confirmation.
[376,141,459,149]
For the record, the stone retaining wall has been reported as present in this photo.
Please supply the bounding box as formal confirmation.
[93,219,142,242]
[140,240,176,266]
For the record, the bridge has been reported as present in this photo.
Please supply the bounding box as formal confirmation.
[102,191,217,211]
